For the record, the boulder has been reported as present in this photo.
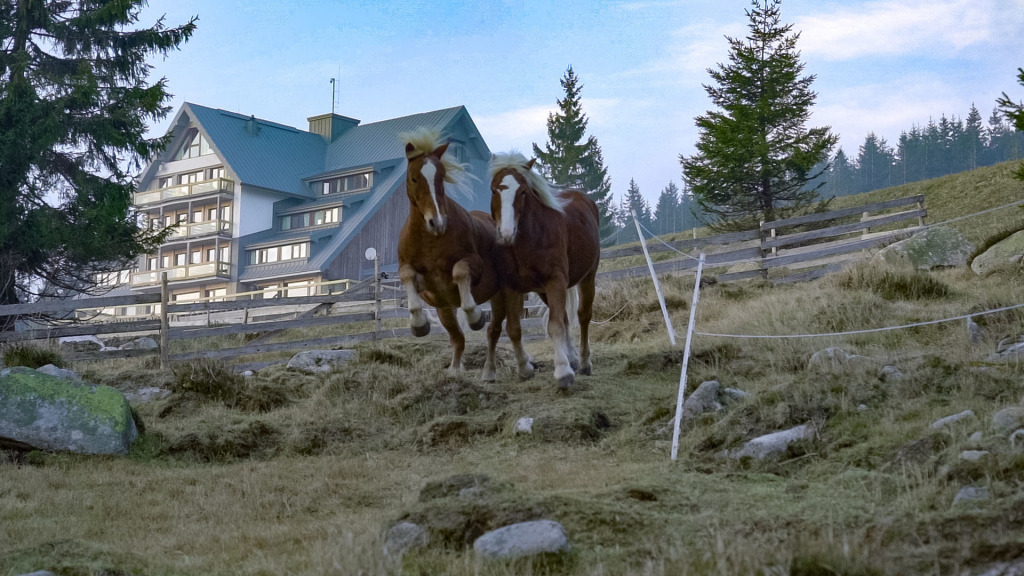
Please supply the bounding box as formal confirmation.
[36,364,81,381]
[0,366,137,455]
[953,485,990,506]
[118,337,158,350]
[971,230,1024,276]
[988,335,1024,362]
[930,409,975,429]
[473,520,570,559]
[874,225,973,270]
[807,347,874,374]
[57,335,105,353]
[991,407,1024,437]
[383,522,430,557]
[878,365,905,381]
[681,380,723,425]
[287,349,356,374]
[730,424,814,460]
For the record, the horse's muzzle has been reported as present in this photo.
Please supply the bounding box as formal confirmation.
[426,214,448,235]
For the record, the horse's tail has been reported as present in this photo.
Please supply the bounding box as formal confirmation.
[567,285,580,332]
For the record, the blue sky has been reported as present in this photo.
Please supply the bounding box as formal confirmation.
[143,0,1024,207]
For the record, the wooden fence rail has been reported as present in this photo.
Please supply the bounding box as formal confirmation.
[0,195,926,368]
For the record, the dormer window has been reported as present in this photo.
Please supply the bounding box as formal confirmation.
[314,170,372,195]
[175,128,213,160]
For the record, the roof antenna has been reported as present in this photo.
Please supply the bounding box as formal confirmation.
[330,78,336,115]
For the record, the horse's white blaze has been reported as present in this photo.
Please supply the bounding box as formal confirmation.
[421,161,443,229]
[497,174,518,242]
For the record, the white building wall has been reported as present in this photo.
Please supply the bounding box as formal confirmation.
[236,186,282,237]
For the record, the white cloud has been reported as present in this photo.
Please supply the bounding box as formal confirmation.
[475,98,622,153]
[797,0,999,60]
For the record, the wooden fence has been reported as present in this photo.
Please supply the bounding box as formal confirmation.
[0,195,924,369]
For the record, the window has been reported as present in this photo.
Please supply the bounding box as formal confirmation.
[161,255,171,268]
[174,253,187,266]
[158,177,172,188]
[314,171,371,196]
[221,206,231,221]
[313,208,339,226]
[220,247,230,263]
[249,242,308,265]
[206,288,227,302]
[192,210,203,223]
[286,281,312,298]
[174,129,213,160]
[190,250,202,264]
[177,213,188,224]
[148,257,158,271]
[206,248,216,262]
[164,215,173,228]
[210,167,225,180]
[207,207,217,221]
[181,171,203,185]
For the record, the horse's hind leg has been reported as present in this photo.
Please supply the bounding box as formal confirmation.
[482,294,506,382]
[504,289,535,380]
[437,307,465,375]
[399,263,430,337]
[564,286,581,371]
[452,260,485,330]
[577,274,596,376]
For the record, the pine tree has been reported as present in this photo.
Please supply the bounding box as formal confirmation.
[962,104,983,171]
[653,181,681,234]
[828,148,856,197]
[680,0,836,229]
[0,1,195,325]
[854,133,896,193]
[996,67,1024,180]
[532,66,615,237]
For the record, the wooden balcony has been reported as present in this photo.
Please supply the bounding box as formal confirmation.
[131,261,232,287]
[136,178,235,206]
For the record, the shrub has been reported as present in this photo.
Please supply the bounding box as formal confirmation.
[833,264,951,301]
[1,342,65,369]
[170,359,288,412]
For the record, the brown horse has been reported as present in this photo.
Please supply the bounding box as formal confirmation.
[398,129,533,379]
[488,152,601,389]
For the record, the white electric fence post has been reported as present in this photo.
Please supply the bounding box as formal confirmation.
[671,252,705,461]
[632,209,676,346]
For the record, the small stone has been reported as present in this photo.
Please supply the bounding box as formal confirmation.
[721,387,749,403]
[930,410,975,429]
[287,349,356,374]
[681,380,722,425]
[515,417,534,434]
[241,370,255,378]
[808,347,874,374]
[967,318,982,344]
[878,365,905,381]
[969,431,984,444]
[959,450,990,462]
[473,520,570,559]
[953,485,990,506]
[857,404,869,412]
[383,522,429,557]
[125,387,171,404]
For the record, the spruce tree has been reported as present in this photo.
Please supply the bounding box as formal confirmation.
[679,0,836,229]
[532,66,615,238]
[0,1,195,323]
[653,181,681,234]
[618,178,652,243]
[997,68,1024,180]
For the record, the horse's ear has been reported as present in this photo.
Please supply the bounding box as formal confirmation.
[405,142,417,159]
[433,142,450,158]
[526,158,537,171]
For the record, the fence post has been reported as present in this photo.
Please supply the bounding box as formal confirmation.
[917,197,926,227]
[632,209,676,346]
[671,252,705,461]
[374,255,382,339]
[758,220,769,280]
[160,272,169,370]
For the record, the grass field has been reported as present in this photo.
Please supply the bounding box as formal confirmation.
[2,162,1024,576]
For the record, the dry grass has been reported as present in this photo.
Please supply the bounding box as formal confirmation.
[3,165,1024,575]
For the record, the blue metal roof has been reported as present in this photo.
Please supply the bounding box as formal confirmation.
[186,103,326,197]
[323,106,465,172]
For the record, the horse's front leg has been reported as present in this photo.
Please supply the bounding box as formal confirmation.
[399,263,430,337]
[576,276,596,376]
[482,291,506,382]
[437,307,465,375]
[544,281,574,389]
[452,259,485,330]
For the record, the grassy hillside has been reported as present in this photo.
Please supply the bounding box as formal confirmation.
[2,164,1024,576]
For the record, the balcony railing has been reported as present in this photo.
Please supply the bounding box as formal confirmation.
[136,178,235,205]
[167,220,232,239]
[131,261,232,286]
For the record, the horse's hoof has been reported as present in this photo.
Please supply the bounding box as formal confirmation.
[468,313,486,331]
[481,369,496,383]
[569,358,580,371]
[579,364,592,376]
[557,374,574,390]
[411,323,431,337]
[518,365,535,380]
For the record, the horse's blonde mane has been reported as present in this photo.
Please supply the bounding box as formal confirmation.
[487,151,568,213]
[399,127,476,200]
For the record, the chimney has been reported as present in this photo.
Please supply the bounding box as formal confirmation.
[245,115,260,136]
[307,113,359,143]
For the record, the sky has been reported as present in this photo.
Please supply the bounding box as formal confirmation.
[142,0,1024,208]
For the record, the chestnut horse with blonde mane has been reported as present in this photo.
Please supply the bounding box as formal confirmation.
[398,130,533,379]
[488,152,601,389]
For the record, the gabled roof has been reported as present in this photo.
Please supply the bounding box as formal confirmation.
[324,106,467,172]
[184,103,327,197]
